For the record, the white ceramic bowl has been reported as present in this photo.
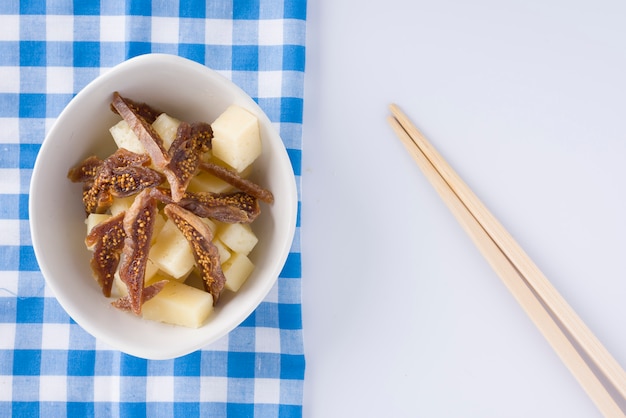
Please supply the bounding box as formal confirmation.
[30,54,297,359]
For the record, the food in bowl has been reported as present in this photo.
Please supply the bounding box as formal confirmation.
[68,92,273,328]
[29,53,297,359]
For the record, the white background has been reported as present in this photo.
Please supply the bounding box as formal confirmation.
[301,1,626,417]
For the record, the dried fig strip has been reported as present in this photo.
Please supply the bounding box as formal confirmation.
[164,121,213,202]
[199,161,274,204]
[109,95,161,124]
[106,149,164,198]
[177,191,260,223]
[119,189,158,315]
[69,156,108,213]
[146,187,174,204]
[111,92,169,169]
[108,165,165,198]
[164,204,225,304]
[78,149,164,214]
[168,121,212,157]
[67,155,103,184]
[111,280,168,312]
[82,183,113,214]
[107,147,152,168]
[85,212,126,297]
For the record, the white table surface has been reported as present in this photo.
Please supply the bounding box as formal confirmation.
[300,1,626,416]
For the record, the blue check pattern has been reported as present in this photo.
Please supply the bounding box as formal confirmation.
[0,1,306,417]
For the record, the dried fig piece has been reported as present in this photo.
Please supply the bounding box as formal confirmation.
[118,189,158,315]
[199,161,274,204]
[164,204,225,303]
[145,187,174,204]
[68,155,103,184]
[168,121,212,157]
[82,183,114,214]
[76,149,164,213]
[107,147,152,168]
[164,121,212,202]
[108,165,164,198]
[110,95,161,124]
[111,92,169,169]
[176,191,260,223]
[85,212,126,297]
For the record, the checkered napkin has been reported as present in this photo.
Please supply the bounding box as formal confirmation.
[0,1,306,417]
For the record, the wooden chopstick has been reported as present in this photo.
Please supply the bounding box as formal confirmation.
[388,105,626,417]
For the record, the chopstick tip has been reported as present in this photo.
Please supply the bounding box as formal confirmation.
[389,103,406,120]
[386,114,399,128]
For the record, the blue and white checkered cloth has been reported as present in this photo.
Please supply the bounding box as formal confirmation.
[0,1,306,416]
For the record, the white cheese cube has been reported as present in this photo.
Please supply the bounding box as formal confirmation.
[109,120,145,154]
[85,213,112,235]
[141,280,214,328]
[187,171,234,194]
[146,269,186,285]
[144,258,160,282]
[149,218,195,279]
[151,212,167,245]
[199,217,217,234]
[152,113,181,151]
[213,238,231,264]
[211,105,261,172]
[223,253,255,292]
[109,196,135,217]
[217,223,258,255]
[152,266,193,284]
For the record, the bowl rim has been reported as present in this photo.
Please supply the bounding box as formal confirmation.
[29,53,298,359]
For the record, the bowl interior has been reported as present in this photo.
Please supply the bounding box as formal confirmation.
[29,54,297,359]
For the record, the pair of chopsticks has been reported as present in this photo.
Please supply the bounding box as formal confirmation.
[388,104,626,417]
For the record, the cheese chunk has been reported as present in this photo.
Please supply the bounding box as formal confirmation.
[151,212,167,245]
[110,113,180,157]
[152,113,181,151]
[217,223,258,255]
[198,218,231,262]
[187,171,234,194]
[109,196,135,217]
[85,213,112,235]
[223,253,255,292]
[149,218,195,279]
[211,105,261,172]
[199,217,217,234]
[109,120,145,154]
[141,280,214,328]
[213,238,232,264]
